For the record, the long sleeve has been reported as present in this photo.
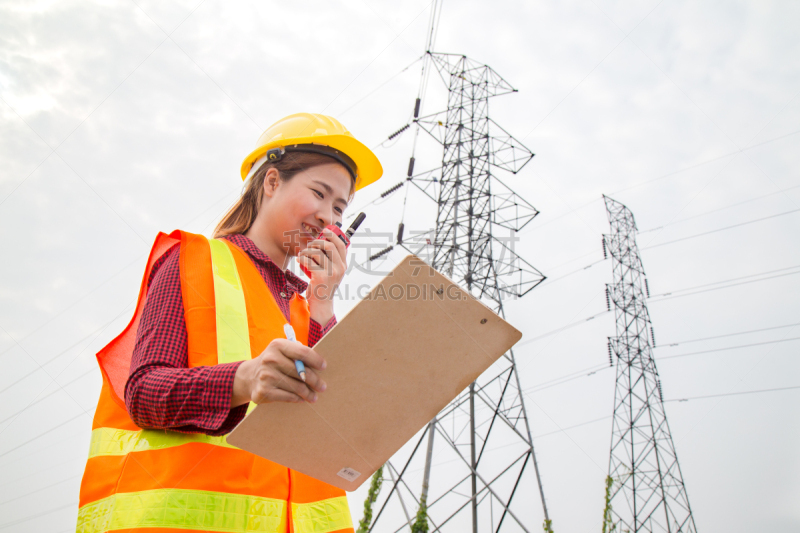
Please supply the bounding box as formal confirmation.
[308,315,337,348]
[125,246,248,435]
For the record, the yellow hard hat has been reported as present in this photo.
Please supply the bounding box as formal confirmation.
[240,112,383,191]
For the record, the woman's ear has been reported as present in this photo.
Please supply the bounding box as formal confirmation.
[262,167,282,199]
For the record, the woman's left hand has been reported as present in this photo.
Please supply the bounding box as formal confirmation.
[297,227,347,325]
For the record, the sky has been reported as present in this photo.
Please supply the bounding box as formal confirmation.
[1,0,799,531]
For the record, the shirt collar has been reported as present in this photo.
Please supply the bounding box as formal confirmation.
[222,234,308,293]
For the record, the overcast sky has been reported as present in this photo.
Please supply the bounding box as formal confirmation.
[1,0,799,531]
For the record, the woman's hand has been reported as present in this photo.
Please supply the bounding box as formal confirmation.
[231,339,327,407]
[296,227,347,325]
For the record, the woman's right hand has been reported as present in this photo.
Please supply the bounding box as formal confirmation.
[230,339,327,407]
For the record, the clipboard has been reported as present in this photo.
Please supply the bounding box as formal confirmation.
[227,254,522,491]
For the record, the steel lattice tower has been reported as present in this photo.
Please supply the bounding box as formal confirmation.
[365,53,549,533]
[603,196,697,533]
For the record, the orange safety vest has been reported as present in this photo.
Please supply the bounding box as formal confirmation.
[76,230,353,533]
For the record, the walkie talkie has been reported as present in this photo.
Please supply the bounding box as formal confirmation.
[299,212,366,278]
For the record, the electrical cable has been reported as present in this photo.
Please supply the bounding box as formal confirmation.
[639,183,800,234]
[0,366,96,426]
[0,300,134,437]
[657,336,800,361]
[521,322,800,396]
[0,253,145,360]
[522,335,800,396]
[0,431,88,489]
[515,310,610,349]
[341,55,424,119]
[518,264,800,354]
[650,269,800,303]
[541,249,603,275]
[642,207,800,250]
[533,415,612,439]
[532,203,800,288]
[344,168,444,220]
[520,129,800,239]
[656,321,800,347]
[0,500,79,530]
[537,258,607,288]
[664,385,800,403]
[0,412,86,459]
[441,382,800,475]
[651,263,800,296]
[524,365,610,394]
[0,474,80,507]
[608,128,800,196]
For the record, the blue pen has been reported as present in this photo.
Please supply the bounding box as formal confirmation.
[284,324,306,382]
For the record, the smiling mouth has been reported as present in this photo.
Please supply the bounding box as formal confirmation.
[301,223,320,238]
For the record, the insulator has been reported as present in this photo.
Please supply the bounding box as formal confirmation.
[387,124,410,140]
[369,246,393,262]
[397,223,405,245]
[650,326,656,347]
[645,278,651,297]
[380,182,404,198]
[602,238,608,259]
[413,97,421,118]
[608,339,614,366]
[407,157,415,177]
[605,287,611,311]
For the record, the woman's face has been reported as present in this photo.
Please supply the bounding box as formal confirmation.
[265,163,352,256]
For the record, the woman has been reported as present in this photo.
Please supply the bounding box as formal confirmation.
[75,113,383,533]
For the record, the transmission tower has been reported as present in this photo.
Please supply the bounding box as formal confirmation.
[603,195,697,532]
[364,53,549,533]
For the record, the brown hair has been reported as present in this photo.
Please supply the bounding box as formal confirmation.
[213,152,354,238]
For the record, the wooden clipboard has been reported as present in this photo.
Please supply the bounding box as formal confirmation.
[226,254,522,491]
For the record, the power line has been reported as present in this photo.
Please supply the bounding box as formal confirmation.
[665,385,800,403]
[658,337,800,361]
[520,266,800,353]
[657,322,800,347]
[610,128,800,196]
[650,269,800,303]
[0,412,86,459]
[520,129,800,238]
[0,434,88,490]
[0,474,80,507]
[533,415,612,439]
[651,263,800,297]
[516,310,610,348]
[521,332,800,398]
[0,253,145,360]
[0,501,78,531]
[0,366,96,426]
[0,300,134,437]
[340,55,424,118]
[642,207,800,250]
[530,219,800,301]
[535,205,800,288]
[525,365,610,394]
[537,258,607,288]
[639,183,800,234]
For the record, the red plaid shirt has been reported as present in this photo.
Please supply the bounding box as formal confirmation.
[125,233,336,435]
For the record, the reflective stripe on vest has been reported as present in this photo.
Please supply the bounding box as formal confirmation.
[88,427,237,459]
[209,238,258,414]
[76,488,287,533]
[208,238,251,365]
[291,497,353,533]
